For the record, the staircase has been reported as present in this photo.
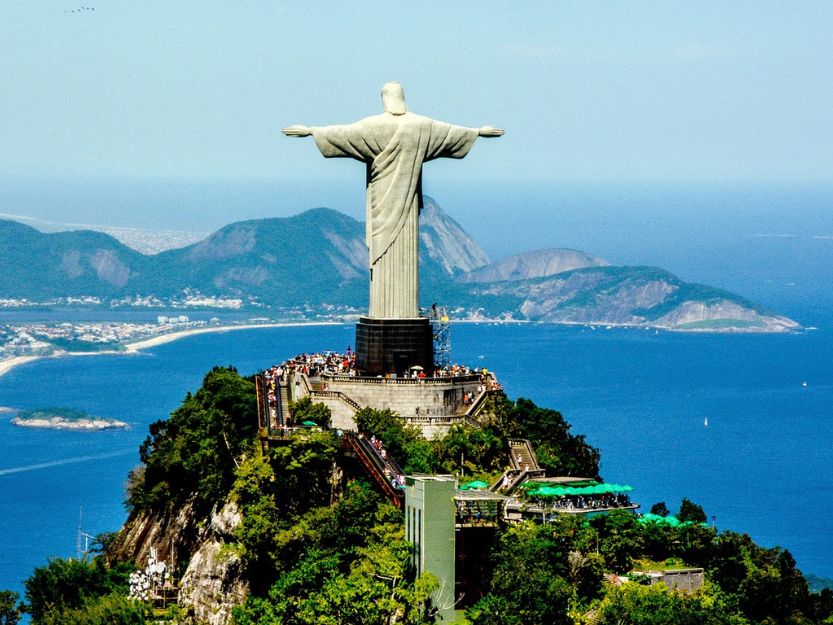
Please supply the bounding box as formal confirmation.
[341,432,405,508]
[277,380,292,427]
[508,439,540,472]
[488,440,545,494]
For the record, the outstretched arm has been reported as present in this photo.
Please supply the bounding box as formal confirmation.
[282,125,312,137]
[478,126,504,137]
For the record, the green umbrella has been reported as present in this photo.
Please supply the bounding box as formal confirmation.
[530,485,573,497]
[302,420,318,427]
[639,514,683,527]
[460,480,489,490]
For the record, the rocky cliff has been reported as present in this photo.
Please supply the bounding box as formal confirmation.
[110,500,247,625]
[419,196,491,274]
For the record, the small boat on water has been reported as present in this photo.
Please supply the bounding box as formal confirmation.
[704,417,709,427]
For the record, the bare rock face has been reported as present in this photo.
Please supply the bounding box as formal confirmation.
[111,500,248,625]
[654,300,800,332]
[110,500,201,571]
[187,224,257,262]
[324,230,367,279]
[420,196,490,274]
[89,249,132,287]
[60,250,84,279]
[178,502,248,625]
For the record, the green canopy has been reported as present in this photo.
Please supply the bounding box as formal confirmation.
[528,485,574,497]
[301,420,318,427]
[459,480,489,491]
[638,514,686,527]
[527,482,634,498]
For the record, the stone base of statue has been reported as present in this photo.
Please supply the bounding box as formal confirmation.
[355,317,434,376]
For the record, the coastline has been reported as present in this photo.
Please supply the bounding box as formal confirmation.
[0,315,797,381]
[0,321,343,379]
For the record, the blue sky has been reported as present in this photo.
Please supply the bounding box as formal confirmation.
[1,1,832,309]
[2,1,832,185]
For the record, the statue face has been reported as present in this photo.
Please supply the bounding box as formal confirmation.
[381,82,407,115]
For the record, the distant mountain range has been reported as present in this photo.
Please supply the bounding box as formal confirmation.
[0,197,798,332]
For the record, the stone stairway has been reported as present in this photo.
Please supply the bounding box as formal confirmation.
[508,439,540,472]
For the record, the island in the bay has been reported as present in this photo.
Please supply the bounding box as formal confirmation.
[10,407,129,430]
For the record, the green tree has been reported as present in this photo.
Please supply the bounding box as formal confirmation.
[432,425,505,475]
[674,522,717,568]
[466,594,521,625]
[738,548,811,623]
[234,521,436,625]
[590,509,644,574]
[650,501,670,517]
[23,557,133,624]
[481,522,573,625]
[38,593,149,625]
[595,582,749,625]
[677,498,707,524]
[290,396,332,428]
[0,590,21,625]
[493,397,600,478]
[230,432,341,589]
[131,366,257,512]
[708,531,752,594]
[567,551,605,601]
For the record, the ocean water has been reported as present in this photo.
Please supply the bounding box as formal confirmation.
[1,313,832,601]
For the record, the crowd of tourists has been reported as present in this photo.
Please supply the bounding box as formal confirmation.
[261,348,502,388]
[265,349,359,382]
[532,493,633,511]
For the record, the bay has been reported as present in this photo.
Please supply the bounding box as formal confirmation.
[0,314,831,600]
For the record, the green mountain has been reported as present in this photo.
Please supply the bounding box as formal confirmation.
[460,264,798,332]
[0,219,147,298]
[0,199,798,331]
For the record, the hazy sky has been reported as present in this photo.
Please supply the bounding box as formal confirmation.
[2,1,833,184]
[2,1,833,312]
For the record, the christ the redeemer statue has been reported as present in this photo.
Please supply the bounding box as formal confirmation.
[283,81,503,320]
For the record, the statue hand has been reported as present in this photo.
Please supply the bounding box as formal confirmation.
[478,126,504,137]
[282,125,312,137]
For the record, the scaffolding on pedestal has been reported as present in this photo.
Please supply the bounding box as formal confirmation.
[430,304,451,368]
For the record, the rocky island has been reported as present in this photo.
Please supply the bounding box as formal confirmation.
[11,407,129,430]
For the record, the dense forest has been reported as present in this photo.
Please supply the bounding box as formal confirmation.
[3,367,832,624]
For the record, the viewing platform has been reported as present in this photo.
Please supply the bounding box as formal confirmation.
[504,476,639,521]
[257,350,501,440]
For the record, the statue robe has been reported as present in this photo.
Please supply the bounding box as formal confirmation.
[312,112,478,318]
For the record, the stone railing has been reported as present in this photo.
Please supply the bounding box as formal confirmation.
[309,390,363,412]
[323,373,482,386]
[403,414,477,427]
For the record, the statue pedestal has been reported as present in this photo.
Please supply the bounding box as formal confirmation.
[355,317,434,376]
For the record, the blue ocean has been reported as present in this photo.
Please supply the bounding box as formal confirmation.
[1,311,832,599]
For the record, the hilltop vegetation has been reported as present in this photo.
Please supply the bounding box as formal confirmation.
[4,368,832,624]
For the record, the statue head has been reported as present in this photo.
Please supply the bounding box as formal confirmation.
[381,81,407,115]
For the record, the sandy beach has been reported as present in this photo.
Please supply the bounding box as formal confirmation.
[0,355,42,378]
[0,321,342,379]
